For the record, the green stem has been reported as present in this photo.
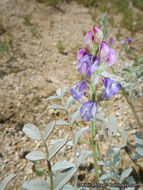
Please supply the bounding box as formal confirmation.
[91,83,99,183]
[43,139,53,190]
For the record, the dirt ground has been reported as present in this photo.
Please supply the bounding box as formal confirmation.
[0,0,143,189]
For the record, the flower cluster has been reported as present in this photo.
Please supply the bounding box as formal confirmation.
[71,26,121,121]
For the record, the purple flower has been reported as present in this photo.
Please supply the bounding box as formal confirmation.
[120,39,125,45]
[78,55,98,78]
[77,48,87,61]
[99,41,109,60]
[93,26,103,44]
[83,31,94,53]
[80,101,97,121]
[106,48,116,67]
[70,81,88,101]
[109,38,114,46]
[127,37,132,43]
[102,78,121,98]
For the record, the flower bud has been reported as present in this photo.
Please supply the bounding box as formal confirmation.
[99,41,109,60]
[93,26,103,44]
[77,48,87,61]
[83,31,94,53]
[106,48,116,67]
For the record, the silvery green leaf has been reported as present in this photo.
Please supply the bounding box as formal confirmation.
[74,127,89,147]
[56,88,62,96]
[136,146,143,156]
[54,168,76,190]
[49,139,67,160]
[113,151,120,167]
[55,120,69,126]
[52,161,74,171]
[100,173,112,181]
[135,132,143,156]
[107,147,115,157]
[0,174,17,190]
[22,179,49,190]
[47,96,61,101]
[66,141,73,146]
[47,104,65,110]
[101,71,125,83]
[62,184,74,190]
[50,139,66,145]
[25,151,45,161]
[66,96,74,110]
[133,153,142,160]
[62,86,68,97]
[95,112,104,121]
[44,121,55,141]
[23,124,41,141]
[77,151,92,168]
[119,168,133,183]
[108,115,117,136]
[98,161,112,167]
[110,188,120,190]
[121,128,128,148]
[70,109,80,125]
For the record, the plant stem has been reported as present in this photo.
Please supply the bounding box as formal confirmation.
[43,139,53,190]
[91,83,99,183]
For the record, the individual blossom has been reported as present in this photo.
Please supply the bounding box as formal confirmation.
[70,81,88,102]
[78,54,98,78]
[102,78,121,98]
[120,39,125,45]
[80,101,97,121]
[109,38,114,46]
[106,48,116,67]
[127,37,132,44]
[77,48,87,61]
[83,31,94,53]
[93,26,103,45]
[99,41,109,60]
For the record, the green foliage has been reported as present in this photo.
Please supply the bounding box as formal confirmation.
[0,42,9,56]
[57,40,65,54]
[31,28,38,36]
[132,0,143,11]
[121,9,134,31]
[24,14,32,25]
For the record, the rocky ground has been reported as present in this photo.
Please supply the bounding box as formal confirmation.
[0,0,143,189]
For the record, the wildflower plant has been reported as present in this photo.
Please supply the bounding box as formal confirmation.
[1,26,143,190]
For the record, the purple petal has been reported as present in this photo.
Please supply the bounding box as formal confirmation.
[93,26,103,44]
[77,48,87,61]
[102,78,121,98]
[70,81,88,101]
[106,48,116,67]
[83,31,94,52]
[80,101,97,121]
[99,41,109,60]
[109,38,114,46]
[127,37,132,43]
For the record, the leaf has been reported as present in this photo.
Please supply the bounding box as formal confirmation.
[108,115,117,136]
[25,151,45,161]
[54,168,76,190]
[62,86,68,97]
[66,96,74,110]
[23,124,41,141]
[135,132,143,156]
[22,179,49,190]
[70,110,80,125]
[0,174,17,190]
[47,96,61,101]
[52,161,74,171]
[56,88,62,96]
[95,112,104,121]
[133,153,142,160]
[74,127,89,147]
[113,151,120,167]
[55,120,69,126]
[49,139,67,160]
[136,146,143,156]
[47,104,65,110]
[121,128,128,148]
[44,121,55,141]
[98,161,112,167]
[77,151,92,168]
[61,184,74,190]
[100,173,112,181]
[119,168,133,183]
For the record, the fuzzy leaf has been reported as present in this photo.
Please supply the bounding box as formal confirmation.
[77,151,92,168]
[119,168,133,183]
[52,161,74,171]
[62,184,74,190]
[25,151,45,161]
[113,151,120,167]
[47,104,65,110]
[54,168,76,190]
[55,120,69,126]
[74,127,89,147]
[22,179,49,190]
[47,96,61,101]
[62,86,68,97]
[44,121,55,141]
[70,110,80,125]
[56,88,62,96]
[108,114,117,136]
[0,174,17,190]
[98,161,112,167]
[66,96,74,110]
[23,124,41,141]
[49,139,67,160]
[121,128,128,148]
